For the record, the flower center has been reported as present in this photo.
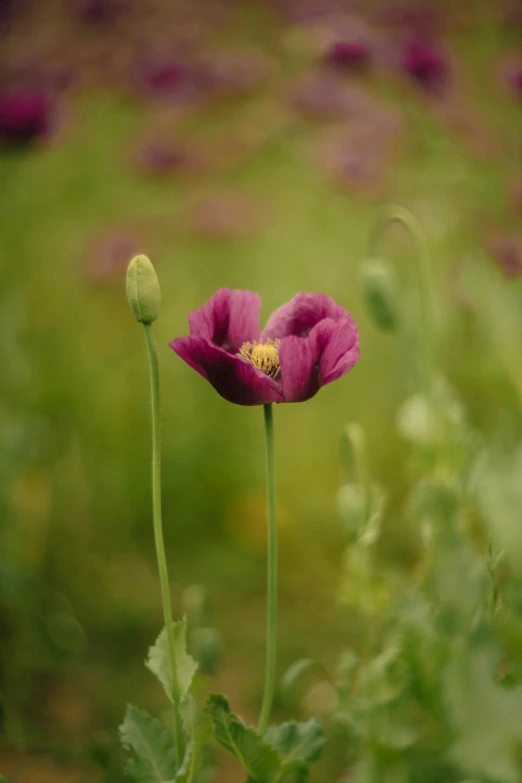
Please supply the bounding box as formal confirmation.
[238,339,280,378]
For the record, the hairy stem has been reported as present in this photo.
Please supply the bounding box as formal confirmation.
[143,323,184,764]
[258,403,278,734]
[369,205,434,396]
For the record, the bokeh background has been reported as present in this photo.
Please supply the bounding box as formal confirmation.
[1,0,522,781]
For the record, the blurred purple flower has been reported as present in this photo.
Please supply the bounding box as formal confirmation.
[316,127,388,196]
[487,232,522,278]
[185,191,264,238]
[512,66,522,95]
[511,179,522,214]
[135,56,189,99]
[324,40,370,69]
[85,227,145,283]
[77,0,126,23]
[401,38,447,89]
[171,288,359,405]
[0,90,53,146]
[495,51,522,98]
[0,0,12,22]
[290,71,370,118]
[196,48,274,98]
[378,3,442,35]
[132,136,198,177]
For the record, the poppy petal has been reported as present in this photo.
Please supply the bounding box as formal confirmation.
[188,288,261,353]
[262,292,351,339]
[170,336,282,406]
[278,316,359,402]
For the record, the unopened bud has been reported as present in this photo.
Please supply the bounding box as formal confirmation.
[360,258,398,332]
[192,627,222,676]
[126,254,161,324]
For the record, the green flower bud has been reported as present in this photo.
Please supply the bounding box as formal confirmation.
[360,258,398,332]
[181,584,208,626]
[126,254,161,324]
[192,627,222,676]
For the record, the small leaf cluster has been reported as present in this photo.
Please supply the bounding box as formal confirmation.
[120,617,325,783]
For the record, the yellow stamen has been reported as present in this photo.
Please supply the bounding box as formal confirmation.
[238,339,280,378]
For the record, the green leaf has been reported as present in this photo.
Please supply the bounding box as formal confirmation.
[147,618,198,702]
[175,696,213,783]
[265,718,325,776]
[207,694,282,783]
[280,658,325,698]
[444,643,522,783]
[120,705,178,783]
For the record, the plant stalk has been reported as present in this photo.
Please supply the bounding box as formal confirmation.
[143,323,185,765]
[258,403,278,735]
[368,205,434,397]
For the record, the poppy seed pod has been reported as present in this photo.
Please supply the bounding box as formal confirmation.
[360,258,398,332]
[192,627,223,676]
[126,254,161,324]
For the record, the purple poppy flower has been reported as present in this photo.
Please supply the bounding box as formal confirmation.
[77,0,126,22]
[512,67,522,95]
[325,40,370,69]
[0,90,53,146]
[171,288,359,405]
[486,231,522,278]
[401,38,447,89]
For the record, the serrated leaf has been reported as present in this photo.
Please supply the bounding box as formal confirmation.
[265,718,325,776]
[175,696,213,783]
[120,705,178,783]
[207,694,282,783]
[147,618,198,702]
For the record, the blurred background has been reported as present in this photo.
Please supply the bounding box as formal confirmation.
[0,0,521,781]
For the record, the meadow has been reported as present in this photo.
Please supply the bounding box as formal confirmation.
[1,2,522,781]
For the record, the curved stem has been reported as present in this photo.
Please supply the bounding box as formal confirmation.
[343,422,371,527]
[368,205,433,395]
[258,403,278,735]
[143,323,184,764]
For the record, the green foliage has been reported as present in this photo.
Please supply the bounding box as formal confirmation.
[146,618,198,702]
[176,696,213,783]
[359,258,399,332]
[207,695,325,782]
[264,718,325,778]
[207,694,282,783]
[120,706,178,783]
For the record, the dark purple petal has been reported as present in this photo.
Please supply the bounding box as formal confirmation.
[77,0,127,23]
[278,335,322,402]
[170,337,282,406]
[278,316,359,403]
[325,41,370,69]
[0,90,53,146]
[262,292,350,339]
[486,232,522,278]
[315,317,360,383]
[188,288,261,353]
[401,38,447,90]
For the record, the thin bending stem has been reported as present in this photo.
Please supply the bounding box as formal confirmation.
[368,205,433,395]
[258,403,278,734]
[143,323,184,764]
[343,422,371,527]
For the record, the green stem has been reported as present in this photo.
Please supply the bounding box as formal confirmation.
[258,403,278,735]
[368,205,434,396]
[143,323,184,764]
[343,422,371,528]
